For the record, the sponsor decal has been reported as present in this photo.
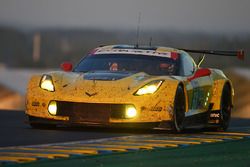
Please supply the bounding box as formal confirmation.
[94,48,172,58]
[210,113,220,118]
[32,101,40,107]
[150,106,163,112]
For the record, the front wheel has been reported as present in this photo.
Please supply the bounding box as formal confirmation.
[172,85,186,132]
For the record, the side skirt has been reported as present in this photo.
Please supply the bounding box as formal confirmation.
[183,110,221,129]
[184,112,209,128]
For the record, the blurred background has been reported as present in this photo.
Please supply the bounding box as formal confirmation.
[0,0,249,118]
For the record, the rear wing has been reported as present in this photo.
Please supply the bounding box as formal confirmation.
[180,49,245,60]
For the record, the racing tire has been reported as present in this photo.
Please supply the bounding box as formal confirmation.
[172,85,186,132]
[28,116,56,129]
[217,84,232,131]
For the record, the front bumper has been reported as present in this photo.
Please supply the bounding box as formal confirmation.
[26,91,174,125]
[26,78,178,126]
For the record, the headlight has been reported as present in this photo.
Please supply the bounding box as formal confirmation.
[125,105,137,118]
[134,80,163,96]
[48,101,57,115]
[40,75,55,92]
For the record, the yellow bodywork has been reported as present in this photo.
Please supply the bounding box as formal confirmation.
[25,68,233,127]
[26,72,180,124]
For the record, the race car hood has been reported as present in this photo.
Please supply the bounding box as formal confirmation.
[83,71,134,81]
[44,71,177,99]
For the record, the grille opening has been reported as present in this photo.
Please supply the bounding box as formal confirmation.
[56,101,128,123]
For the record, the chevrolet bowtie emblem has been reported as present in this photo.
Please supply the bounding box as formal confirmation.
[85,92,98,97]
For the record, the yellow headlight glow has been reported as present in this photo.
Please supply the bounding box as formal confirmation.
[48,101,57,115]
[125,105,137,118]
[135,80,163,96]
[40,75,55,92]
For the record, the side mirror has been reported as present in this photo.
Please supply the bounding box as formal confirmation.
[188,68,211,81]
[60,62,73,72]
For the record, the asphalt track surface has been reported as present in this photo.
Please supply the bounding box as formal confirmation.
[1,110,250,147]
[0,110,126,147]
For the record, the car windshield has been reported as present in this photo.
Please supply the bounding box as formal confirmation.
[74,54,180,76]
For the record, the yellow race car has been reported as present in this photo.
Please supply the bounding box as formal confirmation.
[25,45,244,132]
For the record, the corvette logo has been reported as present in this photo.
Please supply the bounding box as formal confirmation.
[85,92,98,97]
